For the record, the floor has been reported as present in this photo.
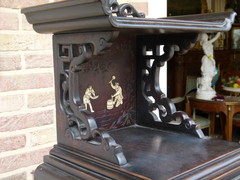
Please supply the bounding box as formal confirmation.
[202,120,240,143]
[191,110,240,143]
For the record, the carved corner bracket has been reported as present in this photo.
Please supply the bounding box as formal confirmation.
[54,31,127,165]
[136,33,205,138]
[101,0,145,18]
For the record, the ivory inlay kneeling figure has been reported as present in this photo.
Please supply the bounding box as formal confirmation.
[107,76,123,110]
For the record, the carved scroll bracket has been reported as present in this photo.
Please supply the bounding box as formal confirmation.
[54,31,127,165]
[137,33,205,138]
[101,0,145,17]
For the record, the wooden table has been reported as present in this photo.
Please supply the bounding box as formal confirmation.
[186,95,240,141]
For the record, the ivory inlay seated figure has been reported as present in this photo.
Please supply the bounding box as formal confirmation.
[107,76,123,110]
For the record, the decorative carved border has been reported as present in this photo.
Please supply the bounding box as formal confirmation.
[55,31,127,165]
[101,0,145,17]
[136,34,205,138]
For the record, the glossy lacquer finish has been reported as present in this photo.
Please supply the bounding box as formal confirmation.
[110,126,240,180]
[21,0,240,179]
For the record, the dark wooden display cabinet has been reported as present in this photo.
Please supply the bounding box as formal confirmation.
[22,0,240,179]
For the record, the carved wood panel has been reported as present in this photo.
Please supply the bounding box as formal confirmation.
[52,31,138,165]
[75,37,136,130]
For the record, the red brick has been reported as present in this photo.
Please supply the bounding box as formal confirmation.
[0,33,52,51]
[21,14,33,31]
[27,90,55,108]
[0,73,53,92]
[0,94,24,113]
[0,110,54,132]
[25,53,53,69]
[0,12,19,30]
[30,127,56,146]
[0,0,49,9]
[0,147,51,173]
[0,54,22,71]
[0,135,26,153]
[0,172,26,180]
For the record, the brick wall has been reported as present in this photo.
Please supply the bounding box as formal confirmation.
[0,0,148,179]
[0,0,59,179]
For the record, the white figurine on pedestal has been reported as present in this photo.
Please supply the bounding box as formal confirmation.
[196,32,220,100]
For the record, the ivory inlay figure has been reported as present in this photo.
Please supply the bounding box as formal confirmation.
[83,86,99,112]
[107,76,123,110]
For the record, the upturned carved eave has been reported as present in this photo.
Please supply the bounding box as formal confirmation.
[21,0,236,34]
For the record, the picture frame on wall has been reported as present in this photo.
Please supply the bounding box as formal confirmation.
[167,0,202,16]
[212,32,225,50]
[231,23,240,50]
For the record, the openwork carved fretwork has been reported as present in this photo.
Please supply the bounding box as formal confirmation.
[101,0,145,17]
[137,34,205,138]
[60,44,97,140]
[117,3,145,17]
[55,32,127,165]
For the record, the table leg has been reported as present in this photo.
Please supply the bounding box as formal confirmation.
[219,113,225,138]
[210,112,215,136]
[185,98,191,117]
[226,106,233,142]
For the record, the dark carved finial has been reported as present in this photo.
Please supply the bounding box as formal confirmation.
[117,3,145,18]
[101,0,119,15]
[101,0,145,18]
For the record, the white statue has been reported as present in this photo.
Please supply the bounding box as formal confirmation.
[196,32,220,100]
